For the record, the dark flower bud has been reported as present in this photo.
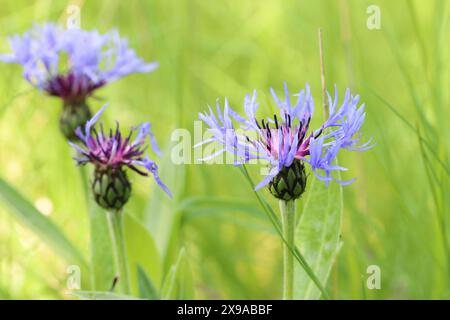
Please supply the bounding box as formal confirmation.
[60,100,92,140]
[268,160,307,201]
[92,166,131,210]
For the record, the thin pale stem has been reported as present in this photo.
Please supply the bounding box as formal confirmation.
[318,28,328,118]
[78,166,89,204]
[279,200,296,300]
[107,210,131,294]
[239,165,330,299]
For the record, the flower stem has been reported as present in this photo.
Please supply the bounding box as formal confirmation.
[240,165,330,299]
[107,210,131,294]
[279,200,296,300]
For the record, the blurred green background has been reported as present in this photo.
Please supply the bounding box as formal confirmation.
[0,0,449,299]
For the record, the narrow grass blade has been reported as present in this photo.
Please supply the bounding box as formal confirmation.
[417,125,450,277]
[70,291,139,300]
[144,141,186,272]
[160,248,195,299]
[0,177,87,270]
[367,87,449,175]
[238,165,330,299]
[137,265,159,300]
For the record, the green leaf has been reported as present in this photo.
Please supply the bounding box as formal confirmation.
[71,291,139,300]
[160,248,195,299]
[0,177,87,270]
[238,165,330,299]
[143,140,186,272]
[294,174,343,299]
[137,265,159,299]
[124,213,162,295]
[87,194,115,291]
[176,251,195,299]
[160,267,176,300]
[77,166,116,291]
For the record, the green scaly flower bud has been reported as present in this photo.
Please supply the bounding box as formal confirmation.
[92,166,131,210]
[268,160,307,201]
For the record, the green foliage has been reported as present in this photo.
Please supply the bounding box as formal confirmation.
[0,0,448,300]
[137,265,159,299]
[239,165,331,299]
[87,193,115,291]
[71,291,139,300]
[294,174,343,299]
[124,213,162,295]
[0,177,87,271]
[144,140,186,273]
[160,248,195,299]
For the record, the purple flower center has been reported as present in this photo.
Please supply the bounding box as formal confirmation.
[44,71,106,103]
[256,113,313,161]
[82,122,150,176]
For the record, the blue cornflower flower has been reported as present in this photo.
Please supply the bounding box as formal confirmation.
[0,23,158,139]
[197,83,372,200]
[0,23,157,100]
[70,104,171,210]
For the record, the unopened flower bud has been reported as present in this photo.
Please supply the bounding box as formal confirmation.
[268,160,307,201]
[92,166,131,210]
[60,101,92,140]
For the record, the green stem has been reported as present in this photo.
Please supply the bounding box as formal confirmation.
[279,200,296,300]
[78,166,89,203]
[239,165,330,299]
[107,211,131,294]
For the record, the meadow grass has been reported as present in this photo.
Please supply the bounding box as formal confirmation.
[0,0,448,299]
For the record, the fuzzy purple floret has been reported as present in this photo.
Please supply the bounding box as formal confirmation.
[69,104,172,197]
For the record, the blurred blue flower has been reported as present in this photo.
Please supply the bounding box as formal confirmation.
[197,83,372,190]
[70,104,172,198]
[0,23,158,103]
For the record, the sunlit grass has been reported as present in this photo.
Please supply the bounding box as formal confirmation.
[0,0,448,299]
